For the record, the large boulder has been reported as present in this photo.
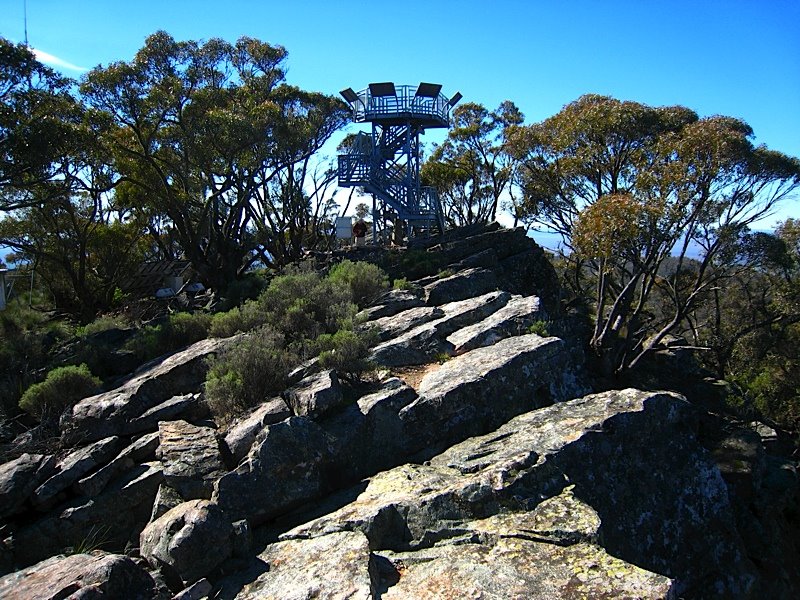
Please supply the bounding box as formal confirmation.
[32,436,122,508]
[220,531,375,600]
[223,398,292,463]
[370,291,512,367]
[285,389,756,598]
[322,377,418,479]
[157,420,225,501]
[76,432,160,497]
[0,552,157,599]
[357,289,425,320]
[13,462,164,567]
[446,294,547,355]
[213,417,337,524]
[367,306,444,342]
[0,453,49,520]
[399,333,585,454]
[140,500,239,585]
[60,337,236,444]
[283,370,344,420]
[375,500,674,599]
[423,267,499,306]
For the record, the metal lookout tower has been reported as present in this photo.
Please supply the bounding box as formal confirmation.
[337,82,462,242]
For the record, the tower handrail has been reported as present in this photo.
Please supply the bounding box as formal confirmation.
[350,85,450,125]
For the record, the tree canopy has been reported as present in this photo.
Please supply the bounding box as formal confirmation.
[510,94,800,375]
[0,33,349,320]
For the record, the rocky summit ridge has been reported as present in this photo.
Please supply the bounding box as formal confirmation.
[1,223,798,599]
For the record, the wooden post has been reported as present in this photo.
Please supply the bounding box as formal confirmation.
[0,269,7,311]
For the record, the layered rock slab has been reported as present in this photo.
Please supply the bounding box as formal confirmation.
[213,334,580,525]
[157,420,225,500]
[228,531,375,600]
[61,336,236,444]
[285,389,755,598]
[400,333,585,454]
[0,552,157,599]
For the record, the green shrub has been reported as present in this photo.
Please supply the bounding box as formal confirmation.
[316,328,377,381]
[392,277,411,290]
[205,325,295,421]
[77,315,130,338]
[328,260,389,309]
[1,306,72,419]
[125,311,212,361]
[209,300,265,338]
[527,320,551,337]
[258,267,357,349]
[19,363,101,422]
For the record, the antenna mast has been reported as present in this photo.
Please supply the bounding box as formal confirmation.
[23,0,29,46]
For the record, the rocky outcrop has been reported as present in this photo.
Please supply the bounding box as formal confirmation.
[140,500,245,585]
[283,370,344,419]
[284,389,754,598]
[446,294,546,354]
[369,290,511,366]
[32,436,122,508]
[157,421,225,501]
[60,337,235,444]
[0,552,158,599]
[2,223,797,597]
[0,453,50,520]
[213,417,337,524]
[226,531,375,600]
[223,398,291,462]
[13,462,164,567]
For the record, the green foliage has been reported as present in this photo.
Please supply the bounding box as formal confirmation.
[209,301,265,338]
[421,101,523,227]
[510,94,800,375]
[66,525,112,555]
[77,315,130,338]
[392,277,411,290]
[389,249,444,281]
[435,352,452,364]
[316,328,379,381]
[527,320,551,337]
[19,363,100,422]
[125,312,211,361]
[205,326,295,421]
[0,303,71,418]
[328,260,389,309]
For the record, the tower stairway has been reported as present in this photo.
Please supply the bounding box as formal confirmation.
[337,82,461,238]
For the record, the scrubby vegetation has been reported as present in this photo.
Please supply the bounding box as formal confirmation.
[18,364,100,423]
[204,260,385,420]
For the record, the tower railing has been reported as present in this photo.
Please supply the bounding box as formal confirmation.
[350,85,450,126]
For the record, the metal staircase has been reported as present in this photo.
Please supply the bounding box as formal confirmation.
[338,82,461,239]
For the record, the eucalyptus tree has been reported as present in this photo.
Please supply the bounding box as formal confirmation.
[0,39,148,319]
[81,32,349,291]
[422,101,522,227]
[510,94,800,375]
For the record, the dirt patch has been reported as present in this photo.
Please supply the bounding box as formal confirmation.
[392,363,440,392]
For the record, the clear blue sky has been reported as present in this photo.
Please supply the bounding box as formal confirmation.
[2,0,799,227]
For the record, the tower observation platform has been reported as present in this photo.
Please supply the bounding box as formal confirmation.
[338,82,462,239]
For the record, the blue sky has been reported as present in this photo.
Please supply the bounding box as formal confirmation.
[2,0,799,230]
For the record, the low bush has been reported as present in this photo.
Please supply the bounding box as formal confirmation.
[258,266,357,354]
[209,300,265,338]
[527,320,551,337]
[125,311,212,361]
[77,315,130,338]
[328,260,389,309]
[205,325,295,421]
[19,363,101,422]
[317,328,377,381]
